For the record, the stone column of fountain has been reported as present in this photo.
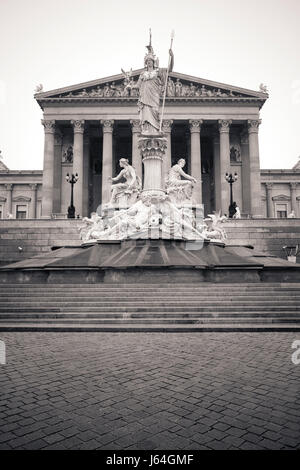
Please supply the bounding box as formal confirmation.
[138,134,167,202]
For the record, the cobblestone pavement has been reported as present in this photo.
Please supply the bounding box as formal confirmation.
[0,333,300,450]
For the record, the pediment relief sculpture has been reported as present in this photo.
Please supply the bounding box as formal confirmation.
[45,76,257,102]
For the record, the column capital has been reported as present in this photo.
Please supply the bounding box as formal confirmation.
[130,119,141,133]
[5,183,13,191]
[41,119,55,134]
[161,119,173,133]
[189,119,203,133]
[29,183,38,191]
[101,119,114,133]
[290,182,298,190]
[71,120,85,134]
[265,182,273,190]
[247,119,261,134]
[218,119,232,133]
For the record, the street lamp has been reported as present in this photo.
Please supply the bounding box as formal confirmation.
[225,172,238,218]
[65,173,78,218]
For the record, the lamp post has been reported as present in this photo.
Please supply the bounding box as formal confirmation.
[66,173,78,218]
[225,172,238,218]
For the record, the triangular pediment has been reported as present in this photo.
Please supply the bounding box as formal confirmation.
[293,158,300,170]
[12,196,31,202]
[272,194,291,201]
[35,70,268,109]
[0,160,9,171]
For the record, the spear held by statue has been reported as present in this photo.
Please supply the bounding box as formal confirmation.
[159,30,175,133]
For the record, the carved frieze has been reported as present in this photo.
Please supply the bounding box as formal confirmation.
[51,77,249,102]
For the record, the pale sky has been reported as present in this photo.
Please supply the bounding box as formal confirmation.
[0,0,299,170]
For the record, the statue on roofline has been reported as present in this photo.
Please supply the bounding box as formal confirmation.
[259,83,268,93]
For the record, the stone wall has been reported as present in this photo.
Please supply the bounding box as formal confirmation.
[223,219,300,259]
[0,218,300,266]
[0,219,81,266]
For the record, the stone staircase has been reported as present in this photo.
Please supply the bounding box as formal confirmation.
[0,283,300,331]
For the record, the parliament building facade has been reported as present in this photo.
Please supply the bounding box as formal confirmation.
[1,70,300,219]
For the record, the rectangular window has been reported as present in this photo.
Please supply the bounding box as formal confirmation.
[276,203,287,219]
[16,205,27,219]
[277,210,287,218]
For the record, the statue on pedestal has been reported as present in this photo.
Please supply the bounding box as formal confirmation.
[125,32,174,134]
[63,145,73,163]
[78,32,212,243]
[165,158,197,204]
[108,158,141,206]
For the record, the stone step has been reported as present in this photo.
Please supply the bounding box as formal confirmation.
[1,282,300,286]
[1,305,300,313]
[0,317,299,325]
[1,282,299,331]
[0,288,300,299]
[1,293,300,299]
[1,283,300,291]
[1,311,300,318]
[1,284,300,288]
[0,322,299,332]
[1,300,300,307]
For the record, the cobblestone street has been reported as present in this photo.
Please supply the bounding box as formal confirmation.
[0,332,299,450]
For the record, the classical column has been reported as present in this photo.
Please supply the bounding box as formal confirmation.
[29,184,38,218]
[83,133,90,217]
[41,119,55,217]
[189,119,203,204]
[71,120,85,217]
[241,131,251,215]
[218,119,232,215]
[290,182,298,217]
[212,133,221,211]
[53,131,62,213]
[162,119,173,182]
[248,119,262,217]
[130,120,142,181]
[139,136,167,194]
[5,184,13,216]
[265,182,274,218]
[101,119,114,205]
